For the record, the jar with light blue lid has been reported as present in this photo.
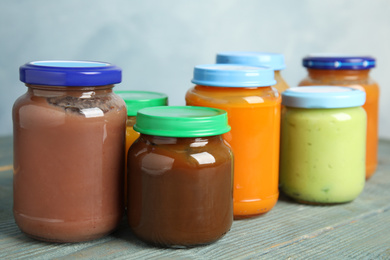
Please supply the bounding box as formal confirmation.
[186,64,281,219]
[279,86,367,205]
[216,51,289,92]
[191,64,276,87]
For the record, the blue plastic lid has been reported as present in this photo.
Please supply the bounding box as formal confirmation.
[303,54,375,70]
[191,64,276,87]
[282,86,366,108]
[216,51,286,70]
[20,60,122,86]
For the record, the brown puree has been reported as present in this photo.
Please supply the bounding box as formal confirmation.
[127,134,233,247]
[13,85,126,242]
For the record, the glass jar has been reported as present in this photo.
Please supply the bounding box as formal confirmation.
[127,106,233,247]
[186,64,281,219]
[216,51,289,92]
[13,61,127,242]
[280,86,366,204]
[299,55,379,179]
[114,90,168,207]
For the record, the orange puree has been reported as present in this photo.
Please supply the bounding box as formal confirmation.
[299,69,379,179]
[125,116,140,162]
[186,85,281,218]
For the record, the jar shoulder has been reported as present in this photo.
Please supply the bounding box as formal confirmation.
[13,90,126,129]
[282,107,366,123]
[186,85,281,106]
[128,136,233,169]
[298,76,379,89]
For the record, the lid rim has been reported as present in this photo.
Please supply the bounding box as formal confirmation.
[134,106,231,137]
[191,79,276,87]
[19,60,122,86]
[192,64,276,88]
[133,126,231,137]
[302,55,376,69]
[282,86,366,108]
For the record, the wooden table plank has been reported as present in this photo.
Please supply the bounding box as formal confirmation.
[0,135,389,259]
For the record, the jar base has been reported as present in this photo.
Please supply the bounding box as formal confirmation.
[21,230,114,243]
[294,199,354,206]
[134,229,230,248]
[234,212,267,220]
[233,193,279,219]
[14,211,122,243]
[366,163,377,179]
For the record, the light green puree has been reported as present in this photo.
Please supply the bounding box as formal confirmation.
[279,106,366,204]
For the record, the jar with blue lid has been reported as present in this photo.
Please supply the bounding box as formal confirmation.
[13,60,127,242]
[216,51,289,92]
[279,86,367,204]
[299,54,379,179]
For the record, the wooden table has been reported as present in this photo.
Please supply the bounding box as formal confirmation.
[1,135,389,259]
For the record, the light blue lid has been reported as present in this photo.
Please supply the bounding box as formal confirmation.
[216,51,286,70]
[191,64,276,87]
[282,86,366,108]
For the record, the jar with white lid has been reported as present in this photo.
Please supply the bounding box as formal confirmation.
[279,86,366,204]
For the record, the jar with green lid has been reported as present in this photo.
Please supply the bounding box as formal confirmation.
[115,91,168,207]
[279,86,366,204]
[115,91,168,152]
[127,106,233,247]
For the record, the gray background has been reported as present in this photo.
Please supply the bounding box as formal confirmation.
[1,0,389,138]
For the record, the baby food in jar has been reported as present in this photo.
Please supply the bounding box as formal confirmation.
[127,106,233,247]
[280,86,366,204]
[114,90,168,206]
[115,91,168,152]
[13,60,127,242]
[299,55,379,179]
[186,64,281,219]
[216,51,289,92]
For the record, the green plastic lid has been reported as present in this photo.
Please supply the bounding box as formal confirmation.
[115,90,168,116]
[134,106,231,137]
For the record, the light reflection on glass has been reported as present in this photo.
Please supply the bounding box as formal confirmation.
[141,153,175,175]
[80,91,94,98]
[191,152,216,165]
[81,108,104,118]
[332,112,352,121]
[190,141,208,147]
[243,96,264,104]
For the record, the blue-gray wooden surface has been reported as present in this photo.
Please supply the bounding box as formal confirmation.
[0,136,389,259]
